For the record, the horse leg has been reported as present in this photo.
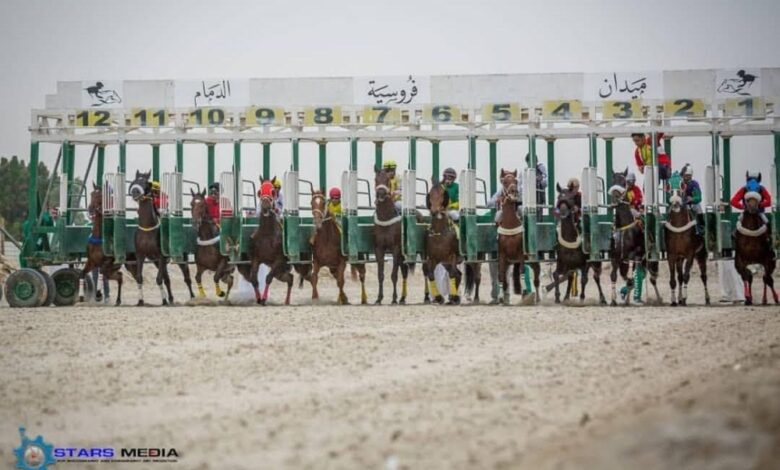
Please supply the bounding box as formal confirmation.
[80,259,95,302]
[531,263,540,303]
[696,250,710,305]
[498,254,509,305]
[399,254,409,305]
[336,261,349,305]
[135,256,145,306]
[156,258,169,305]
[270,260,293,306]
[195,263,206,298]
[358,264,368,305]
[390,254,401,305]
[472,263,481,303]
[249,260,262,304]
[681,256,694,306]
[177,257,195,299]
[765,260,779,304]
[446,264,461,305]
[552,262,562,304]
[310,260,320,302]
[649,261,661,304]
[579,265,589,302]
[668,257,677,306]
[422,262,431,304]
[734,256,753,305]
[563,270,573,302]
[374,247,385,304]
[101,268,110,303]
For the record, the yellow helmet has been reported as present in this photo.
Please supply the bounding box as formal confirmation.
[383,160,397,169]
[150,181,161,191]
[272,177,282,189]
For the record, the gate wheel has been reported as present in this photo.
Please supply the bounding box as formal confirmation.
[4,268,48,308]
[51,268,82,306]
[37,269,56,307]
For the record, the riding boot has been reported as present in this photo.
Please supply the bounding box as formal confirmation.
[633,265,645,303]
[695,213,705,237]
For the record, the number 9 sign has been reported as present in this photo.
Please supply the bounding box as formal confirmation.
[246,107,285,126]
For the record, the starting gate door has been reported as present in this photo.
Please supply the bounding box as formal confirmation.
[643,165,661,261]
[218,171,241,262]
[102,173,127,263]
[522,168,539,261]
[401,169,427,261]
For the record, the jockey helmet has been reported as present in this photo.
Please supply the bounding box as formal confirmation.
[329,187,341,200]
[443,167,457,180]
[383,160,397,169]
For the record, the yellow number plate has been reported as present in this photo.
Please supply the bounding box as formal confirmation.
[482,103,520,122]
[422,105,463,123]
[603,100,642,120]
[663,99,705,118]
[725,98,765,117]
[303,106,343,126]
[363,106,401,124]
[188,108,227,126]
[542,100,582,120]
[130,108,169,127]
[246,107,285,126]
[75,110,113,127]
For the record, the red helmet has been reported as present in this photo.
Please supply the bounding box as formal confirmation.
[329,187,341,199]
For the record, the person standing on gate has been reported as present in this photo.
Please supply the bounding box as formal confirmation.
[442,167,460,221]
[382,160,402,215]
[632,132,671,191]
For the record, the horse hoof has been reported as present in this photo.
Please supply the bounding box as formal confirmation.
[137,300,144,306]
[95,291,103,301]
[447,296,461,305]
[680,300,687,306]
[555,297,560,304]
[79,296,85,303]
[162,299,169,306]
[671,302,677,307]
[218,292,226,298]
[423,297,431,305]
[374,298,382,305]
[115,300,121,306]
[610,300,617,307]
[434,295,444,305]
[745,299,753,306]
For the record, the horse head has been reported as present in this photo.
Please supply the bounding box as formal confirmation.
[375,167,392,202]
[259,181,275,215]
[426,178,449,218]
[668,189,683,213]
[190,188,208,229]
[129,170,152,201]
[88,183,102,219]
[556,186,577,219]
[311,189,327,229]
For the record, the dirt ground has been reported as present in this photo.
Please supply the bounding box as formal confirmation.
[1,262,778,469]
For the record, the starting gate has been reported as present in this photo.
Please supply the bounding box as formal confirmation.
[102,173,127,263]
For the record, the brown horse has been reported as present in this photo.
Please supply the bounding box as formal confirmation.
[663,190,709,306]
[309,190,367,304]
[732,196,778,305]
[423,179,461,304]
[495,170,539,304]
[552,184,606,304]
[81,183,123,304]
[373,168,409,304]
[190,189,234,300]
[128,170,174,305]
[246,181,295,305]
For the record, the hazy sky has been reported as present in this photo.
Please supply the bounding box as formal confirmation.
[1,0,779,201]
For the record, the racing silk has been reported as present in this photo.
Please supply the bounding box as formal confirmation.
[625,185,643,210]
[634,133,670,169]
[730,185,772,211]
[388,175,402,201]
[444,181,460,210]
[327,200,342,216]
[275,191,284,214]
[681,179,702,204]
[205,195,221,220]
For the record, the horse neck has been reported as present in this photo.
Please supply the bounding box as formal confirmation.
[91,212,102,236]
[668,207,691,226]
[559,214,578,239]
[137,198,158,227]
[741,211,762,229]
[430,212,450,232]
[499,200,521,228]
[259,211,279,234]
[615,204,634,228]
[375,196,396,221]
[198,216,219,239]
[318,218,339,242]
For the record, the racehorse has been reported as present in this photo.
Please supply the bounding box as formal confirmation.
[190,189,234,300]
[608,169,661,306]
[373,167,410,304]
[552,184,606,304]
[663,189,710,305]
[495,169,537,304]
[309,189,367,304]
[128,170,194,305]
[81,183,123,305]
[732,193,778,305]
[423,179,462,304]
[246,181,295,305]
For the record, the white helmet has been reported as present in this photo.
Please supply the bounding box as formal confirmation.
[626,172,636,183]
[681,164,693,177]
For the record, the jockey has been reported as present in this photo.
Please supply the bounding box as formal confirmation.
[383,159,402,214]
[632,132,671,188]
[442,167,460,221]
[679,164,704,235]
[205,182,222,221]
[566,177,582,215]
[730,171,772,219]
[271,176,284,214]
[150,180,161,213]
[327,187,342,216]
[624,172,643,218]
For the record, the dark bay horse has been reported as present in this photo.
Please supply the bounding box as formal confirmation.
[663,190,709,305]
[128,170,189,305]
[373,168,409,304]
[309,190,367,304]
[81,183,123,304]
[190,189,234,300]
[246,181,294,305]
[553,185,606,304]
[495,170,537,304]
[608,169,660,306]
[423,179,461,304]
[733,195,778,305]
